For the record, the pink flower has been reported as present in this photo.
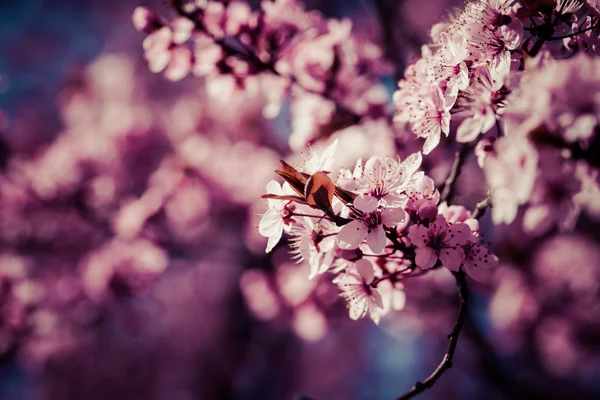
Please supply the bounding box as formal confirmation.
[411,85,453,154]
[334,259,384,323]
[404,176,440,214]
[407,215,471,270]
[141,26,193,82]
[345,155,420,213]
[337,207,406,254]
[438,202,479,232]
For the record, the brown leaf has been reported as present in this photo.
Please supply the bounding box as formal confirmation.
[334,187,357,205]
[304,171,335,211]
[275,160,309,197]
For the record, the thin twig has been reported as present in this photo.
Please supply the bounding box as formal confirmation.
[440,144,471,204]
[549,23,600,41]
[472,198,491,220]
[395,270,469,400]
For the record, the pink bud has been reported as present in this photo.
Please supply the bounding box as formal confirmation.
[418,201,438,222]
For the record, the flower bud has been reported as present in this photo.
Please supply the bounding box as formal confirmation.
[418,201,438,222]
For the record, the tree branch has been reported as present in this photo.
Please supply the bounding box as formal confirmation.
[395,270,469,400]
[440,144,471,204]
[549,22,600,41]
[472,198,491,220]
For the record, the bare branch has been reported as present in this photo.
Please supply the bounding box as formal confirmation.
[440,145,471,204]
[395,270,469,400]
[472,198,491,220]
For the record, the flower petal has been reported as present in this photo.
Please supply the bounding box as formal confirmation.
[381,206,406,226]
[415,246,438,270]
[354,194,378,213]
[456,116,483,143]
[337,220,368,249]
[367,227,387,254]
[407,224,429,247]
[439,247,465,271]
[355,259,375,284]
[258,210,283,237]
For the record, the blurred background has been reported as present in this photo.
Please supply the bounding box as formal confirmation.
[0,0,599,399]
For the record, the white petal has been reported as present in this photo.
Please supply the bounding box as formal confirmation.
[317,139,338,172]
[265,180,283,196]
[354,194,378,213]
[258,210,283,236]
[265,233,282,253]
[456,116,483,143]
[337,220,368,249]
[348,299,367,320]
[392,289,406,311]
[423,131,441,155]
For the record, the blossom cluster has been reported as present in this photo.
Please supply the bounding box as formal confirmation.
[394,0,600,235]
[259,141,498,324]
[133,0,392,150]
[394,0,599,152]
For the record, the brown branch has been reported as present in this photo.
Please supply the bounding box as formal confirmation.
[472,198,491,220]
[549,22,600,41]
[440,144,471,204]
[395,270,469,400]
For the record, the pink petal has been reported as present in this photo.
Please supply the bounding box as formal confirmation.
[337,220,368,249]
[415,246,438,270]
[407,224,429,247]
[439,247,465,271]
[464,261,492,282]
[381,206,406,227]
[446,222,475,247]
[355,259,375,284]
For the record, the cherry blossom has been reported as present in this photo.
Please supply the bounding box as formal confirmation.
[337,207,406,254]
[407,215,471,270]
[259,181,297,252]
[334,259,384,324]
